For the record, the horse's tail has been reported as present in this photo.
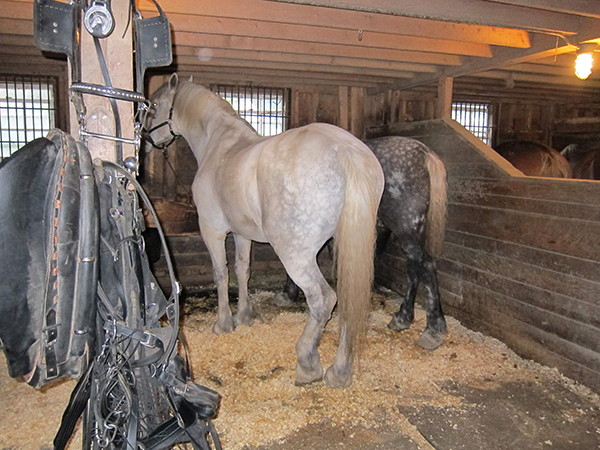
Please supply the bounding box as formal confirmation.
[542,151,573,178]
[424,149,448,258]
[335,144,384,359]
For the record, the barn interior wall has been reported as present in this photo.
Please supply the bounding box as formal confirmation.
[142,73,600,319]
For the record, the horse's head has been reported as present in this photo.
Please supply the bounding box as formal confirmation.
[143,73,181,150]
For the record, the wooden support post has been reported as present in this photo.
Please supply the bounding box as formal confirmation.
[349,86,364,139]
[69,0,135,162]
[338,86,349,130]
[436,76,453,120]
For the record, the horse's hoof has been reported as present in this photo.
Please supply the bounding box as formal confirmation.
[387,314,412,332]
[212,318,235,335]
[324,365,352,389]
[417,329,444,351]
[295,364,323,386]
[273,292,294,308]
[234,309,257,328]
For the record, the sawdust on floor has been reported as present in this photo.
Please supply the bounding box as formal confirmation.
[0,289,598,450]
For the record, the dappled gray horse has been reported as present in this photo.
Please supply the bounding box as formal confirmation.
[144,74,384,388]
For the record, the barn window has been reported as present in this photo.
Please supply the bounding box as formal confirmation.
[452,101,493,145]
[0,76,57,158]
[212,85,290,136]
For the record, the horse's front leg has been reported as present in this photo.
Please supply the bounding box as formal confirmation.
[203,230,235,335]
[233,234,256,327]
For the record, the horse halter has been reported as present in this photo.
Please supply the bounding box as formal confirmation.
[144,101,179,150]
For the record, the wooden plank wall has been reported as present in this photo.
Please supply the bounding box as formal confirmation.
[367,119,600,393]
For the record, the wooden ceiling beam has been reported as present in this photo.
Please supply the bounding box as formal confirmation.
[172,65,401,87]
[137,0,530,48]
[172,31,464,66]
[392,28,600,90]
[500,62,577,77]
[174,47,438,73]
[264,0,592,34]
[483,0,600,19]
[162,12,493,57]
[0,33,35,47]
[469,70,600,88]
[173,55,416,79]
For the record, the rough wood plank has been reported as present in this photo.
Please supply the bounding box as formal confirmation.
[439,253,600,329]
[449,187,600,221]
[438,272,600,359]
[135,0,531,48]
[164,13,493,57]
[445,230,600,284]
[441,296,600,393]
[172,31,463,66]
[447,203,600,260]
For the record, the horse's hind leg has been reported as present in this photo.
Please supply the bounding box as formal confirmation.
[274,239,334,308]
[202,230,235,335]
[273,273,299,307]
[388,246,446,350]
[233,234,256,327]
[285,260,336,386]
[418,254,446,350]
[388,257,419,332]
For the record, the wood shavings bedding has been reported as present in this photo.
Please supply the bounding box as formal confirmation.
[0,289,597,449]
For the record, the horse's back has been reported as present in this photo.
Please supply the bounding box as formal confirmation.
[203,122,382,246]
[495,140,572,178]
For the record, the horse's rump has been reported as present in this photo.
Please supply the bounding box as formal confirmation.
[495,140,572,178]
[366,136,448,257]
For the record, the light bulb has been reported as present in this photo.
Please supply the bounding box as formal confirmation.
[575,51,594,80]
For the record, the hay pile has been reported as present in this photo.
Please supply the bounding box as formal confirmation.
[0,289,597,449]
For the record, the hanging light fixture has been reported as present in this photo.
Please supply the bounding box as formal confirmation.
[575,43,597,80]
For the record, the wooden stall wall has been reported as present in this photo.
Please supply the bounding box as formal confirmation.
[367,119,600,393]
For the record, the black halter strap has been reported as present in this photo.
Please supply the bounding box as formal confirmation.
[144,102,179,150]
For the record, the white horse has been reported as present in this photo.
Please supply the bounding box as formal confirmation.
[145,74,384,388]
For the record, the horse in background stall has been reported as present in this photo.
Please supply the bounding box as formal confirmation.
[144,74,384,388]
[494,140,572,178]
[561,144,600,180]
[275,136,449,351]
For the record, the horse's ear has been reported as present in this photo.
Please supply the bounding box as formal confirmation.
[188,75,194,83]
[169,73,179,92]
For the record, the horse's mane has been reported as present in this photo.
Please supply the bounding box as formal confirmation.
[174,82,257,135]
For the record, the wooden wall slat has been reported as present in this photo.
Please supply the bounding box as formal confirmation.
[445,230,600,284]
[441,299,600,393]
[439,278,600,373]
[442,244,600,318]
[447,203,600,260]
[438,263,600,351]
[449,191,600,221]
